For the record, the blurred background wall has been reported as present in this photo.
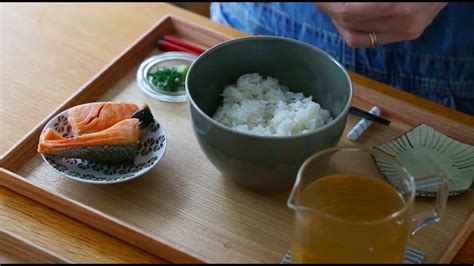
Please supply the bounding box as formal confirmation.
[170,2,211,18]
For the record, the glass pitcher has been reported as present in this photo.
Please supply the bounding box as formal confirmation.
[287,146,449,263]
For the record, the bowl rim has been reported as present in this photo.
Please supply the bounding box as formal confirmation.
[185,35,353,140]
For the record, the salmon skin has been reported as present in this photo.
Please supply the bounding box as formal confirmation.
[39,118,140,164]
[68,102,139,136]
[131,105,154,129]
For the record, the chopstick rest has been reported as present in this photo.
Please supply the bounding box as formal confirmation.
[346,106,380,141]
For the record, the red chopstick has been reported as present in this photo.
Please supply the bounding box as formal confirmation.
[157,39,201,55]
[163,35,205,55]
[157,35,205,55]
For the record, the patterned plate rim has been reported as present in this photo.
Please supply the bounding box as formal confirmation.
[39,107,167,185]
[372,123,473,197]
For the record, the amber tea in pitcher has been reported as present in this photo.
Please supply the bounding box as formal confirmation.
[288,147,448,263]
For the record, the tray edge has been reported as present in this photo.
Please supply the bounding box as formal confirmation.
[0,11,472,264]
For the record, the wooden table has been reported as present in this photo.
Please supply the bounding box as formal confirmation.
[0,3,472,263]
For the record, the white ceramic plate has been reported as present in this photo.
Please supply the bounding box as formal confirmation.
[40,108,167,184]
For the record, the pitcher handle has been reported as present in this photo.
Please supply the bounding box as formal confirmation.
[410,173,449,236]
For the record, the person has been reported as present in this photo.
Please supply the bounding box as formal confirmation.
[210,2,474,116]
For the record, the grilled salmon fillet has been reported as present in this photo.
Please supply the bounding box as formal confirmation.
[38,118,140,163]
[68,102,139,135]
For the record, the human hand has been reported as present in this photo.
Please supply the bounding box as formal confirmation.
[315,2,447,48]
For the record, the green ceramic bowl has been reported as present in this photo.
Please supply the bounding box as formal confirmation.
[185,36,352,189]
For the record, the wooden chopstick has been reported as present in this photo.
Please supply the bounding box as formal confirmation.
[157,39,202,55]
[162,35,205,55]
[349,106,391,126]
[157,35,390,127]
[157,35,204,55]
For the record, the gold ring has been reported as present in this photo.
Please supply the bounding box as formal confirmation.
[369,32,378,48]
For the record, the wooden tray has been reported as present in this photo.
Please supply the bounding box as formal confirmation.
[0,15,472,263]
[0,230,71,263]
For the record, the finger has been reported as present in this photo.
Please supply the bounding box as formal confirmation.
[337,15,420,35]
[317,3,396,23]
[341,3,396,22]
[333,22,417,48]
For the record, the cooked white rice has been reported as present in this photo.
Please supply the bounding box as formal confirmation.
[212,73,333,136]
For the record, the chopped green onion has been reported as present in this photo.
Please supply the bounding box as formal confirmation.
[148,64,189,92]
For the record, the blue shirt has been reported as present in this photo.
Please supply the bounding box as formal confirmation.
[210,2,474,115]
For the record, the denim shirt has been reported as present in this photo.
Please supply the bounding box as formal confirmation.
[210,2,474,115]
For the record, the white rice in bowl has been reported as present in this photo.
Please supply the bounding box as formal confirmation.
[212,73,333,136]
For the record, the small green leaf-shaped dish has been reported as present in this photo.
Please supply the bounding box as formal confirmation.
[373,124,473,197]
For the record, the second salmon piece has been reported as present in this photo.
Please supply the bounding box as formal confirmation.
[68,102,139,135]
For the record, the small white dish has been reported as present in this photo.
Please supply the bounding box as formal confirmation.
[137,52,197,103]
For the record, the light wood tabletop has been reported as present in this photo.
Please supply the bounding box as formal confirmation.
[0,3,472,263]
